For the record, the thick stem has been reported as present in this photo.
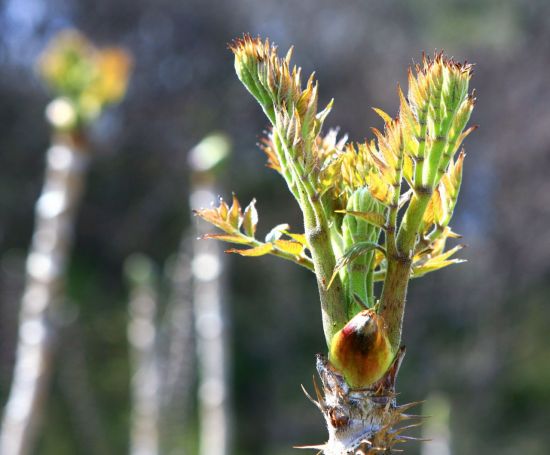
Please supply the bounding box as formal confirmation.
[272,125,347,346]
[380,191,431,350]
[379,256,412,350]
[306,224,347,347]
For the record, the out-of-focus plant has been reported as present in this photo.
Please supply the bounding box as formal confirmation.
[195,35,476,454]
[38,29,131,129]
[0,30,131,455]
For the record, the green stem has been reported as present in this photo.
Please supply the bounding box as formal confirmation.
[306,221,347,347]
[379,255,412,349]
[274,127,347,346]
[414,105,429,185]
[271,132,302,204]
[380,190,431,350]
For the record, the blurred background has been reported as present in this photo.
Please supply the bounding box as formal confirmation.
[1,0,550,454]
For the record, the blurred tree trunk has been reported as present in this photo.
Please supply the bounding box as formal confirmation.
[0,131,89,455]
[189,136,231,455]
[126,255,160,455]
[158,241,195,454]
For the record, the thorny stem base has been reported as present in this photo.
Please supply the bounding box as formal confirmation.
[303,348,422,454]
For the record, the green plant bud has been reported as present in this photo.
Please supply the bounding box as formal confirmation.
[341,187,384,313]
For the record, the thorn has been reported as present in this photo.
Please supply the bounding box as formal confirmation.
[312,375,324,407]
[396,400,425,412]
[394,422,425,434]
[397,435,431,442]
[300,384,323,411]
[293,444,326,451]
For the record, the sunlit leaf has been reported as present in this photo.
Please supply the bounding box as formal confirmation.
[282,231,309,247]
[372,107,393,124]
[373,249,385,269]
[218,198,229,220]
[201,234,251,244]
[265,223,290,243]
[412,244,465,277]
[403,154,414,185]
[242,199,258,237]
[274,239,304,256]
[366,172,392,204]
[228,193,242,229]
[193,206,235,234]
[337,210,386,230]
[259,133,282,173]
[226,243,273,257]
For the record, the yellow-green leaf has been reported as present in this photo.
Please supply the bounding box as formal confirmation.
[366,172,392,204]
[202,234,251,244]
[226,243,273,257]
[228,193,242,229]
[218,198,229,220]
[412,244,465,277]
[372,107,393,124]
[193,207,235,233]
[274,239,304,256]
[337,210,386,230]
[242,199,258,237]
[283,231,308,247]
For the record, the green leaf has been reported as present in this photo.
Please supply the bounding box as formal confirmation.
[328,241,385,288]
[337,210,386,230]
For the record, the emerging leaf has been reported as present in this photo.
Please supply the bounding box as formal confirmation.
[329,242,385,289]
[398,53,473,191]
[242,199,259,237]
[274,239,305,256]
[338,210,386,231]
[193,197,238,234]
[259,132,282,173]
[283,231,308,247]
[412,244,465,277]
[265,223,290,243]
[228,193,242,229]
[226,244,273,257]
[201,234,251,244]
[195,194,314,271]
